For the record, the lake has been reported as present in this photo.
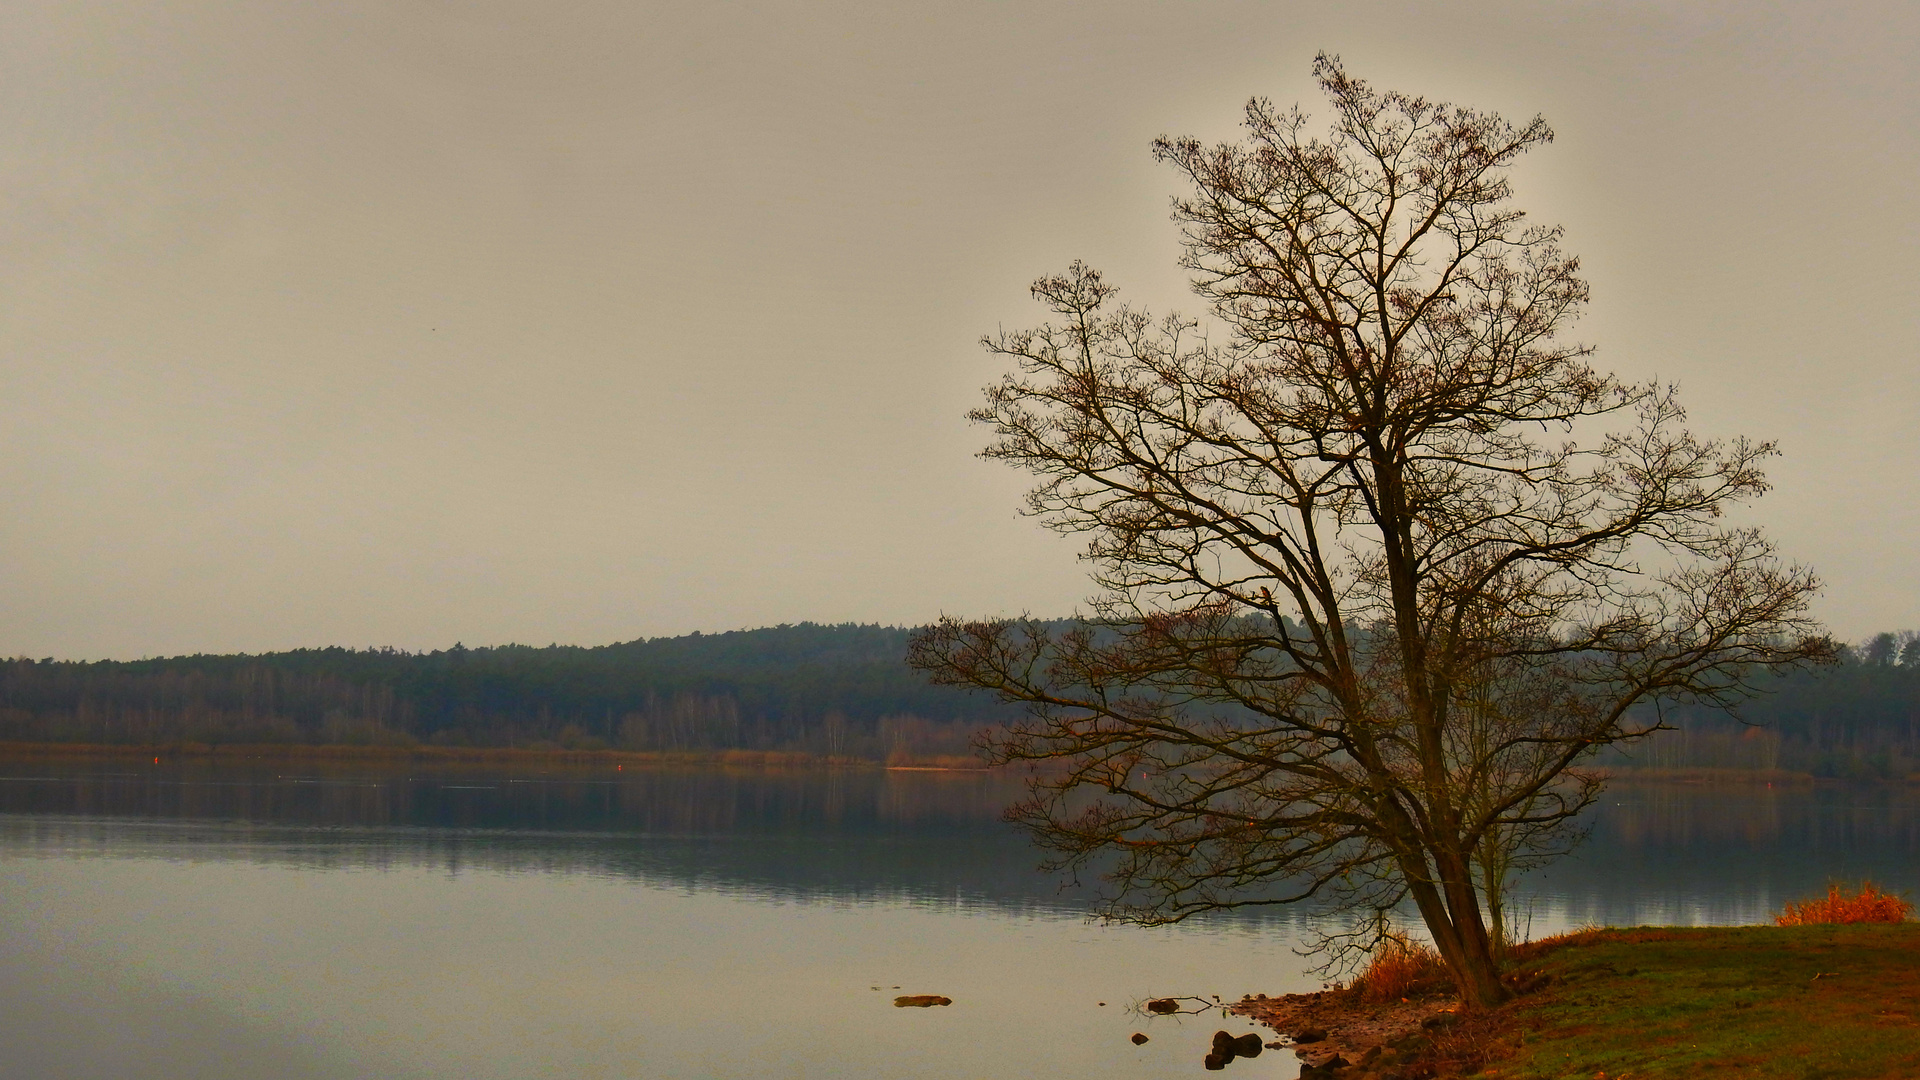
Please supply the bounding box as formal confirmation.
[2,759,1916,1079]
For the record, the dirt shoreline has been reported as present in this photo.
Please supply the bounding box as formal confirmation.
[1229,991,1460,1076]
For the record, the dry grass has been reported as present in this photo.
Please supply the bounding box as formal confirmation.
[1352,933,1449,1003]
[1508,925,1698,959]
[1775,880,1915,925]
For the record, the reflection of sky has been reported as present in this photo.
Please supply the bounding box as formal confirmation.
[4,832,1317,1080]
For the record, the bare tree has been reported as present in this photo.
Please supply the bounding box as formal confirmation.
[908,55,1826,1009]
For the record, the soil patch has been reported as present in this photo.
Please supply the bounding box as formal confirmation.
[1231,990,1460,1071]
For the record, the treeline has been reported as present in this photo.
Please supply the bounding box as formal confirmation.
[1609,632,1920,779]
[0,624,1022,762]
[4,624,1919,775]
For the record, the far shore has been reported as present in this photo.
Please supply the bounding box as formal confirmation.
[0,741,1910,785]
[0,740,989,772]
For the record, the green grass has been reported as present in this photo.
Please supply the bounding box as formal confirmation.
[1481,924,1920,1079]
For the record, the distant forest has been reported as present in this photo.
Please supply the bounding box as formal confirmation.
[0,624,1021,762]
[1603,632,1920,779]
[2,624,1918,775]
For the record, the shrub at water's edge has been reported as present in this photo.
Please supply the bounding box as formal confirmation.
[1774,880,1915,925]
[1351,934,1450,1004]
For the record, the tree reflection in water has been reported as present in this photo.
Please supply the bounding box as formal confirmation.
[1,761,1916,929]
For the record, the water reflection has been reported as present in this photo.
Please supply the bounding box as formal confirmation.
[0,762,1092,911]
[1517,781,1920,929]
[0,760,1025,834]
[0,761,1315,1080]
[2,761,1917,924]
[4,761,1919,1080]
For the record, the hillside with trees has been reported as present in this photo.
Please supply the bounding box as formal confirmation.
[2,624,1916,774]
[0,623,1020,761]
[1609,632,1920,778]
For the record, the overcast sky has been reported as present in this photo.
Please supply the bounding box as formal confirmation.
[0,0,1913,659]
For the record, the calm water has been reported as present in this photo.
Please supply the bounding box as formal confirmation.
[2,760,1916,1079]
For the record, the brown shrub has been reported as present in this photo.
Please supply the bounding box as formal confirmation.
[1774,881,1914,926]
[1353,933,1448,1002]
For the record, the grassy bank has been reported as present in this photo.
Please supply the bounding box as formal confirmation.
[0,739,989,771]
[1482,924,1920,1079]
[1240,923,1919,1078]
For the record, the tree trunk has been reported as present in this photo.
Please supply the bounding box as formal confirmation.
[1478,835,1510,961]
[1401,851,1512,1010]
[1440,872,1511,1009]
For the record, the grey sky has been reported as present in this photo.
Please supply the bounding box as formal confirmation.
[1,1,1913,659]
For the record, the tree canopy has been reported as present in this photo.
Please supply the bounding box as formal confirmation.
[910,55,1826,1008]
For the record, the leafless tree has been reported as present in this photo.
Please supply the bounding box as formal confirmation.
[908,55,1827,1009]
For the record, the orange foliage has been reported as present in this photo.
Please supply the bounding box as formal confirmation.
[1774,881,1914,926]
[1353,934,1447,1002]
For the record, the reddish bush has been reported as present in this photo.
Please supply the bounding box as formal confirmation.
[1774,881,1914,926]
[1353,934,1448,1002]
